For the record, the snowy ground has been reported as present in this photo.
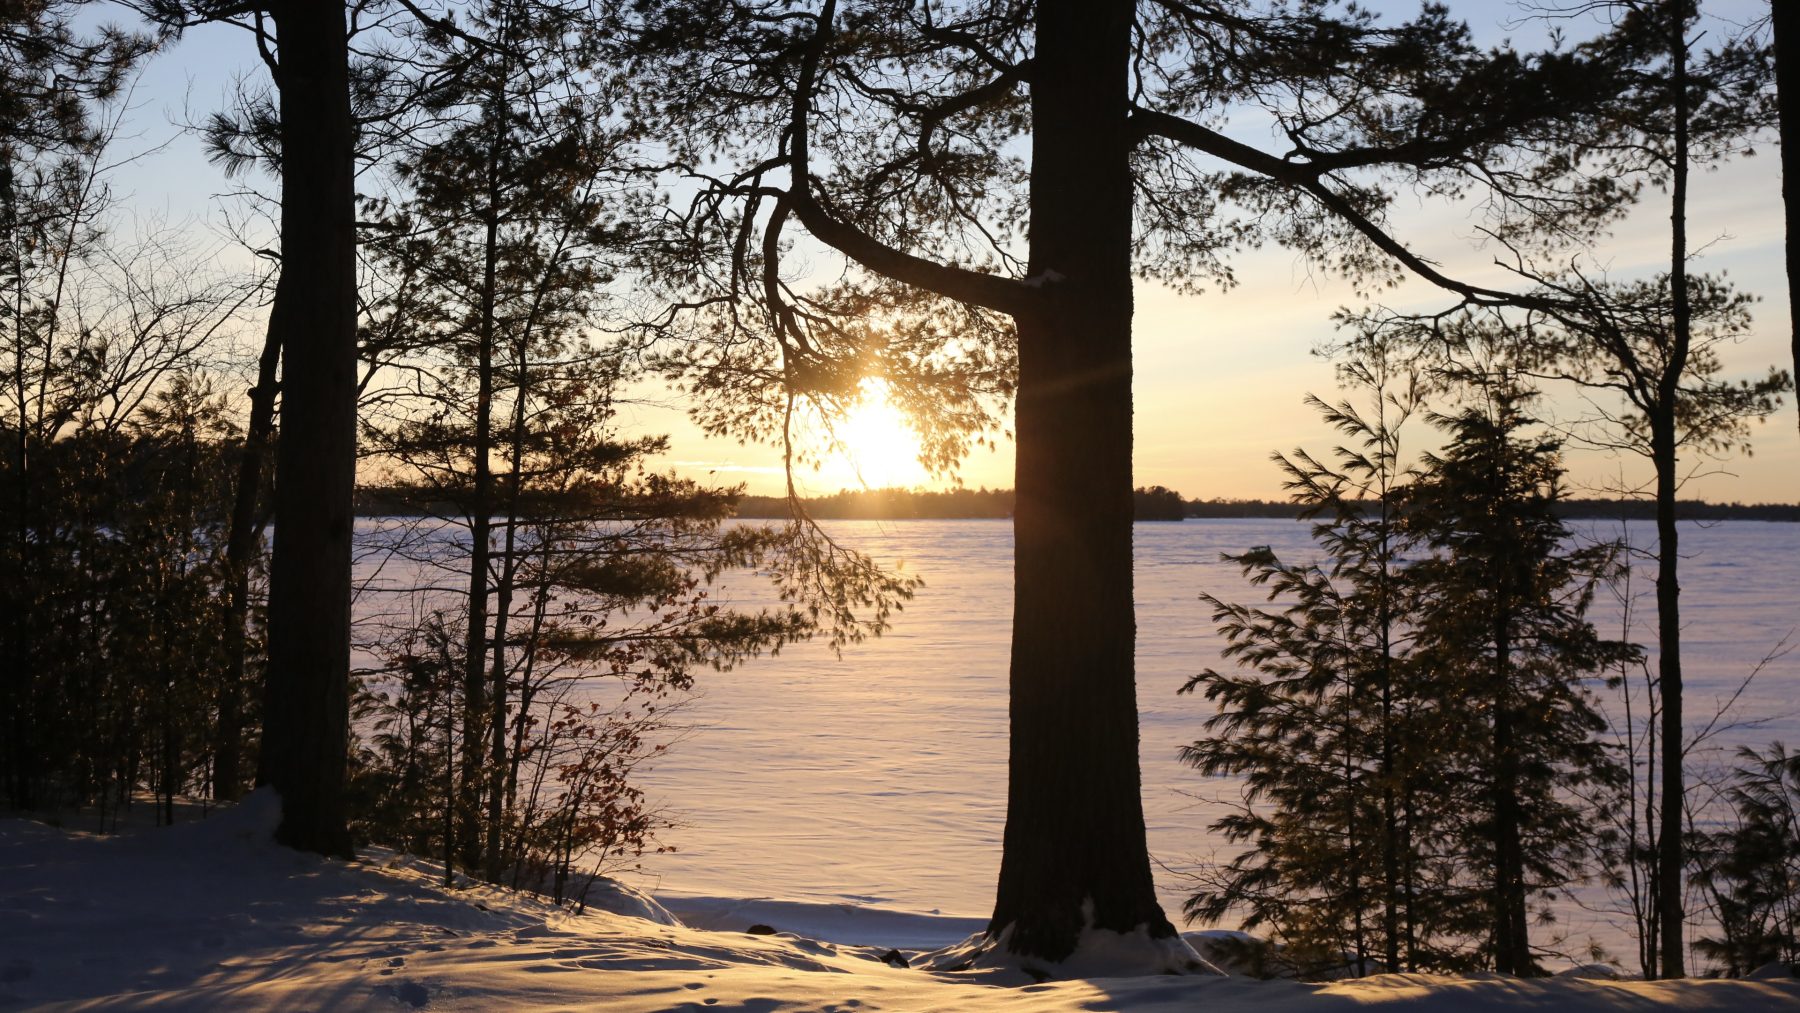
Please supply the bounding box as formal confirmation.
[4,796,1797,1011]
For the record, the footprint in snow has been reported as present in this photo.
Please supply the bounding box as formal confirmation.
[376,979,430,1008]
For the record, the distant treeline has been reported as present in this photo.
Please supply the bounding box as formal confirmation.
[1188,497,1800,522]
[733,487,1015,519]
[360,485,1800,522]
[731,485,1192,520]
[355,486,459,517]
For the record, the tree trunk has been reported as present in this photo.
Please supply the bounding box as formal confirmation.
[255,0,358,858]
[3,156,36,811]
[1654,421,1685,976]
[1402,777,1418,970]
[1378,511,1400,972]
[1347,727,1367,976]
[1642,665,1661,979]
[986,0,1174,964]
[1656,2,1694,977]
[1492,655,1529,974]
[215,324,280,802]
[460,191,500,874]
[1775,1,1800,440]
[483,344,529,881]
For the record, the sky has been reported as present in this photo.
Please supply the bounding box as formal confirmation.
[109,2,1800,504]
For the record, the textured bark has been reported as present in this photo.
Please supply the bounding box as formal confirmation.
[255,0,358,858]
[1776,2,1800,440]
[985,0,1173,962]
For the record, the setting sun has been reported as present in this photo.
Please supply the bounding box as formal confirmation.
[826,378,931,489]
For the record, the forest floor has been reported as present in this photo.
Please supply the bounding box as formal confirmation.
[2,795,1797,1011]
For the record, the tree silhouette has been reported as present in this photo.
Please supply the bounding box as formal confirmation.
[627,0,1646,965]
[1182,352,1441,975]
[1406,380,1631,975]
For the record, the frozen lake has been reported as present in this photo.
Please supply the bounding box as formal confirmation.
[355,516,1800,955]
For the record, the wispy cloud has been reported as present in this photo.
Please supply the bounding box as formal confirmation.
[669,461,787,475]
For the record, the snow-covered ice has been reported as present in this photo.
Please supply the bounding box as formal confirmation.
[615,519,1800,962]
[4,794,1797,1010]
[346,518,1800,973]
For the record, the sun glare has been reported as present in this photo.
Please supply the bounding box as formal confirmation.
[829,379,930,490]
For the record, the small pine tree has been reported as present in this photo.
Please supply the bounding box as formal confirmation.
[1187,360,1637,976]
[1181,353,1463,975]
[1692,743,1800,977]
[1404,379,1633,976]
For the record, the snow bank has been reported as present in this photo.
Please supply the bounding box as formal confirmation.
[3,809,1798,1010]
[923,901,1223,982]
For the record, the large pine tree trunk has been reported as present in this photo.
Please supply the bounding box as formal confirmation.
[1776,2,1800,440]
[255,0,358,858]
[986,0,1174,963]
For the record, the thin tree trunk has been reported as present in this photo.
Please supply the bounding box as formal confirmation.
[1402,774,1418,970]
[215,325,280,802]
[482,343,528,881]
[442,669,457,888]
[1492,637,1528,975]
[459,196,500,872]
[1621,586,1658,980]
[483,188,574,881]
[1656,1,1694,977]
[1378,500,1400,972]
[1487,437,1530,976]
[1645,661,1662,979]
[460,78,512,869]
[503,541,555,844]
[3,157,34,811]
[986,0,1173,963]
[1348,730,1367,977]
[255,0,358,858]
[1654,421,1685,976]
